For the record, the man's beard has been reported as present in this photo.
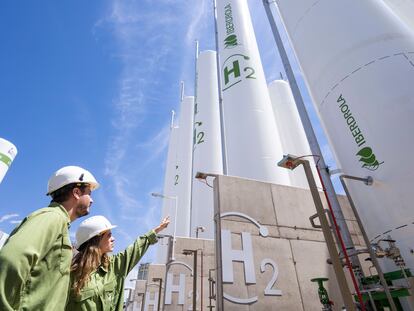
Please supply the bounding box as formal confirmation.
[76,203,90,218]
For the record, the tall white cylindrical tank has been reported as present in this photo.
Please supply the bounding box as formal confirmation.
[155,124,179,263]
[175,96,194,238]
[275,0,414,272]
[191,50,223,239]
[382,0,414,33]
[268,80,319,189]
[0,230,10,249]
[216,0,290,185]
[0,138,17,184]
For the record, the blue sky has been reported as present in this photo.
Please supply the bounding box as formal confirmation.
[0,0,337,270]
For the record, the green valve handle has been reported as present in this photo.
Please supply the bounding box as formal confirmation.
[311,277,332,306]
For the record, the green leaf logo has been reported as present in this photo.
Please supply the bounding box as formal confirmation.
[356,147,384,171]
[224,34,238,48]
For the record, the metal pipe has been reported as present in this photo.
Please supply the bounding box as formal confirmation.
[208,269,215,310]
[162,235,174,311]
[213,0,228,174]
[301,160,356,310]
[157,279,162,311]
[190,40,199,238]
[170,110,176,129]
[339,175,397,311]
[262,0,360,271]
[200,250,204,311]
[316,167,366,310]
[193,251,198,311]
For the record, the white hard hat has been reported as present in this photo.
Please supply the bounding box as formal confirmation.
[75,215,117,249]
[47,166,100,195]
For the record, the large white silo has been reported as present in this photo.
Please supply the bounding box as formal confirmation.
[0,138,17,184]
[155,123,179,263]
[216,0,290,185]
[268,79,319,189]
[175,96,194,238]
[274,0,414,272]
[382,0,414,33]
[191,50,223,239]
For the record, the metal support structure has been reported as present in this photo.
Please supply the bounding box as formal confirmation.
[183,249,198,311]
[278,157,356,310]
[208,269,216,310]
[200,249,204,311]
[158,234,174,311]
[213,0,228,174]
[262,0,360,272]
[190,40,200,238]
[152,278,163,311]
[213,176,224,311]
[137,293,145,311]
[339,175,397,311]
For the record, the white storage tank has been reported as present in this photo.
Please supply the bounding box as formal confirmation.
[382,0,414,33]
[191,50,223,239]
[175,96,194,238]
[274,0,414,272]
[268,79,319,189]
[216,0,290,185]
[155,124,179,263]
[0,138,17,184]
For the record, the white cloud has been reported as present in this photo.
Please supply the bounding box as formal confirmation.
[0,214,19,223]
[93,0,213,232]
[9,220,22,225]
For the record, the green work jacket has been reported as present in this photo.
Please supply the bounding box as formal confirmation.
[65,230,157,311]
[0,202,72,311]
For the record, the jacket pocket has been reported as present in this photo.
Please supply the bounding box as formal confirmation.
[59,231,73,275]
[102,281,116,311]
[72,288,96,302]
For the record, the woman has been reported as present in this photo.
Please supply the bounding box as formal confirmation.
[66,215,169,311]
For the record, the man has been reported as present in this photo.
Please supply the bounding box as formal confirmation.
[0,166,99,311]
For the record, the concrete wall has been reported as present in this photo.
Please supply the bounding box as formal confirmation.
[214,175,368,311]
[133,176,370,310]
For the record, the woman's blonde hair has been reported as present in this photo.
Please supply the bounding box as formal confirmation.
[71,233,110,296]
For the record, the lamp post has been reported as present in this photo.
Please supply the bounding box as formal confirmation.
[152,278,163,311]
[151,192,178,260]
[136,293,145,311]
[278,155,357,311]
[183,249,198,311]
[195,226,205,238]
[124,287,135,311]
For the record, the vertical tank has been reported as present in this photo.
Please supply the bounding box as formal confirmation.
[382,0,414,33]
[155,123,179,263]
[274,0,414,272]
[191,50,223,239]
[268,80,319,189]
[0,138,17,184]
[216,0,290,185]
[175,96,194,238]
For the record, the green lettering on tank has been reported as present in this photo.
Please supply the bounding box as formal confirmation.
[0,152,12,167]
[337,94,383,171]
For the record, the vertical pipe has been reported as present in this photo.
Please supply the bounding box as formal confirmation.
[301,160,356,311]
[193,251,198,311]
[316,167,365,310]
[340,175,397,311]
[200,250,204,311]
[213,176,224,310]
[190,40,199,238]
[213,0,228,174]
[157,280,162,311]
[262,0,360,270]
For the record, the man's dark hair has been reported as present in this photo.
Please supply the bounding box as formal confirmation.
[51,183,89,204]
